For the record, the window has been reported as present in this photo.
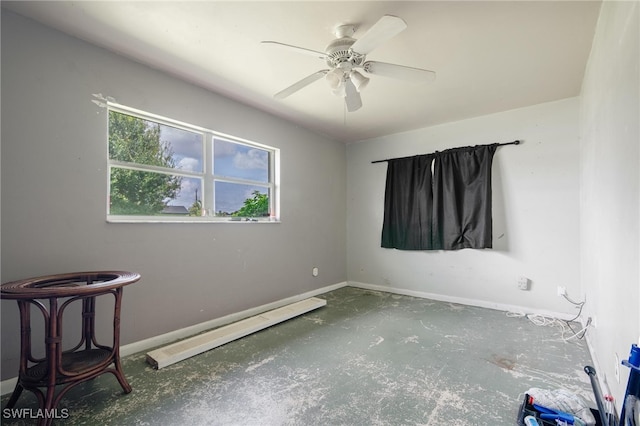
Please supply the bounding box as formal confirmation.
[107,105,278,222]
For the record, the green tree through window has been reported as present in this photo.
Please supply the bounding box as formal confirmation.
[109,112,182,215]
[233,191,269,217]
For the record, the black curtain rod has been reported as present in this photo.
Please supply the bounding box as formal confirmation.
[371,140,520,164]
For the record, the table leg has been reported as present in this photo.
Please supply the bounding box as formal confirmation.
[42,297,60,426]
[111,288,132,393]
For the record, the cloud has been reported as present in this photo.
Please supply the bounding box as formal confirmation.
[233,149,268,170]
[161,125,202,158]
[175,177,201,207]
[214,139,238,157]
[177,157,200,172]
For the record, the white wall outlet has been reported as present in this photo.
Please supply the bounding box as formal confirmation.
[557,286,566,297]
[312,267,319,277]
[518,276,530,290]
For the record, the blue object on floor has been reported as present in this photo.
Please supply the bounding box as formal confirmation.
[524,415,540,426]
[621,344,640,426]
[533,402,576,424]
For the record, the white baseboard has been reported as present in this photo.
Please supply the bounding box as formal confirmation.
[119,281,347,358]
[348,281,580,321]
[1,281,348,396]
[146,297,327,369]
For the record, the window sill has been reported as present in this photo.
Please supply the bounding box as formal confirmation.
[107,216,280,224]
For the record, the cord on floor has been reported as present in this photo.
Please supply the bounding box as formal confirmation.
[506,290,591,343]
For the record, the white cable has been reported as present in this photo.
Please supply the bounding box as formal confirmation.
[562,323,591,341]
[505,311,591,343]
[562,292,584,306]
[506,287,591,342]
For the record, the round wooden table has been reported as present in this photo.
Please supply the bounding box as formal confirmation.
[1,271,140,426]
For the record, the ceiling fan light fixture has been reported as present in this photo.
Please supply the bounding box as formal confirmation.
[332,85,346,98]
[325,68,345,90]
[350,71,370,92]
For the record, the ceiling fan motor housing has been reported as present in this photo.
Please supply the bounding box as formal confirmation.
[325,36,365,70]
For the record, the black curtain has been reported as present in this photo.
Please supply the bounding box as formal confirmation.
[381,144,498,251]
[432,144,498,250]
[381,155,434,250]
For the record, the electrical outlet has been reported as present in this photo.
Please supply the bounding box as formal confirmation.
[518,276,530,290]
[312,267,319,277]
[557,286,566,297]
[614,353,620,383]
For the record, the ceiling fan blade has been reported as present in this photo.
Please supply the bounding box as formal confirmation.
[261,41,327,60]
[350,15,407,55]
[363,61,436,82]
[344,78,362,112]
[274,70,329,99]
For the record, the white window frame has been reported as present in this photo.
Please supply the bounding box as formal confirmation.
[107,103,280,223]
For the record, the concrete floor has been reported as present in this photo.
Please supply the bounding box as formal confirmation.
[1,287,595,425]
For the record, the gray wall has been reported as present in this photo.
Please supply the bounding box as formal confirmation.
[347,98,581,315]
[1,11,346,380]
[579,0,639,410]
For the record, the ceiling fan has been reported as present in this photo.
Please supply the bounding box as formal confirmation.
[262,15,436,112]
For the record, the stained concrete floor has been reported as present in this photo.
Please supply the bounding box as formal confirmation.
[1,287,595,425]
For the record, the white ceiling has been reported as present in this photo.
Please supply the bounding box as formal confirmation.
[3,1,601,143]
